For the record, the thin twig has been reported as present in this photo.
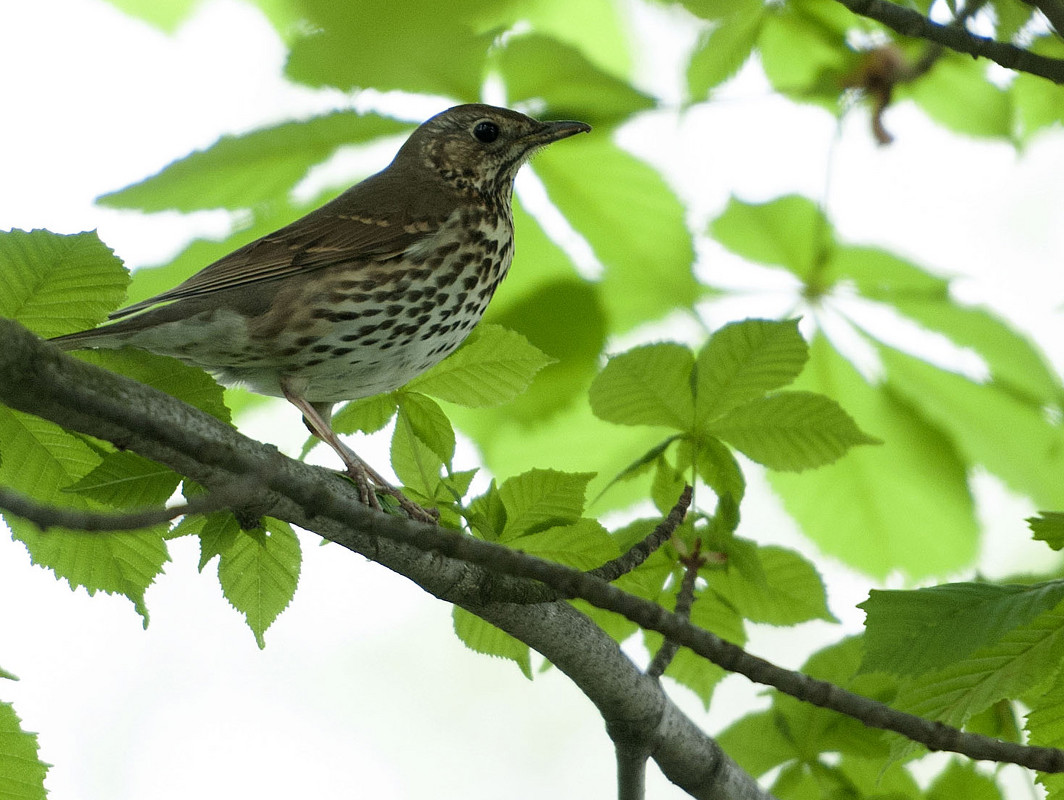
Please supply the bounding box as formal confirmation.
[647,544,704,680]
[836,0,1064,84]
[0,479,258,532]
[590,485,692,583]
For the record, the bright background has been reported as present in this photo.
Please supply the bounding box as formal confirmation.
[2,0,1063,797]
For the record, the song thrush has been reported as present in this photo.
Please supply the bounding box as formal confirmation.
[52,104,591,519]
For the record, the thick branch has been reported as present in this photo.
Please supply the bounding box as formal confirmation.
[6,318,1064,783]
[0,318,770,800]
[836,0,1064,84]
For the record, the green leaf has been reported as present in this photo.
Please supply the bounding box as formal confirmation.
[452,606,532,678]
[100,0,200,32]
[1026,669,1064,798]
[712,390,878,471]
[405,324,554,407]
[0,700,49,800]
[651,455,688,516]
[196,512,241,572]
[883,345,1064,508]
[770,335,978,578]
[0,408,168,621]
[1013,38,1064,142]
[683,436,746,503]
[396,392,455,465]
[1030,512,1064,551]
[905,54,1012,139]
[510,518,618,568]
[390,404,444,500]
[466,480,507,540]
[498,468,594,539]
[0,229,129,337]
[889,606,1064,762]
[285,0,489,99]
[218,518,301,649]
[885,297,1061,406]
[535,137,699,331]
[710,194,830,279]
[686,0,764,98]
[65,450,180,508]
[927,760,1004,800]
[98,111,411,212]
[79,349,230,423]
[488,278,607,421]
[772,637,897,762]
[589,343,695,429]
[695,318,808,422]
[716,710,798,778]
[712,545,836,625]
[860,581,1064,676]
[758,0,857,108]
[499,33,654,125]
[331,394,399,435]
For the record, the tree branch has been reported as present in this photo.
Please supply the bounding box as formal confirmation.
[591,485,691,583]
[0,480,259,532]
[0,318,772,800]
[835,0,1064,84]
[5,318,1064,787]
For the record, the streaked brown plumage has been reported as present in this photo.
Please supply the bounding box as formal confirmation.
[52,104,591,518]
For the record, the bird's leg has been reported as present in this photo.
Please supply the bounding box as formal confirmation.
[279,379,435,522]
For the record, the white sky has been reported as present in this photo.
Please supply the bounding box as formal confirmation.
[1,0,1062,797]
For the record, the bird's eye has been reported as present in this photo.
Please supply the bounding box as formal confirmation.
[472,121,500,143]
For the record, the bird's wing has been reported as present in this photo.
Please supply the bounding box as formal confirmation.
[110,196,447,320]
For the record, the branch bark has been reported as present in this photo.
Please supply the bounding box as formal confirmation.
[5,318,1064,790]
[835,0,1064,84]
[0,317,773,800]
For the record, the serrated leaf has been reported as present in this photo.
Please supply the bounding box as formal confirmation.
[712,391,878,471]
[0,408,168,621]
[390,405,444,500]
[589,343,695,429]
[712,545,836,625]
[500,34,654,125]
[466,480,507,540]
[1026,669,1064,798]
[1030,512,1064,551]
[770,335,978,578]
[683,436,746,503]
[331,394,399,435]
[510,518,618,569]
[717,710,797,779]
[218,518,301,649]
[710,195,830,279]
[197,512,241,571]
[405,324,554,407]
[883,345,1064,508]
[859,581,1064,676]
[695,318,808,422]
[687,0,764,98]
[64,450,180,508]
[98,111,411,212]
[396,392,455,465]
[535,137,699,331]
[889,607,1064,763]
[78,349,230,423]
[0,700,49,800]
[651,455,687,515]
[452,606,531,678]
[498,469,594,539]
[0,229,129,337]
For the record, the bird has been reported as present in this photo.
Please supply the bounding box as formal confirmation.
[51,104,592,520]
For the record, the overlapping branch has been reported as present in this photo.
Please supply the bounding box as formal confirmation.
[836,0,1064,84]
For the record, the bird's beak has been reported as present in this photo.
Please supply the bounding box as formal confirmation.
[531,119,592,145]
